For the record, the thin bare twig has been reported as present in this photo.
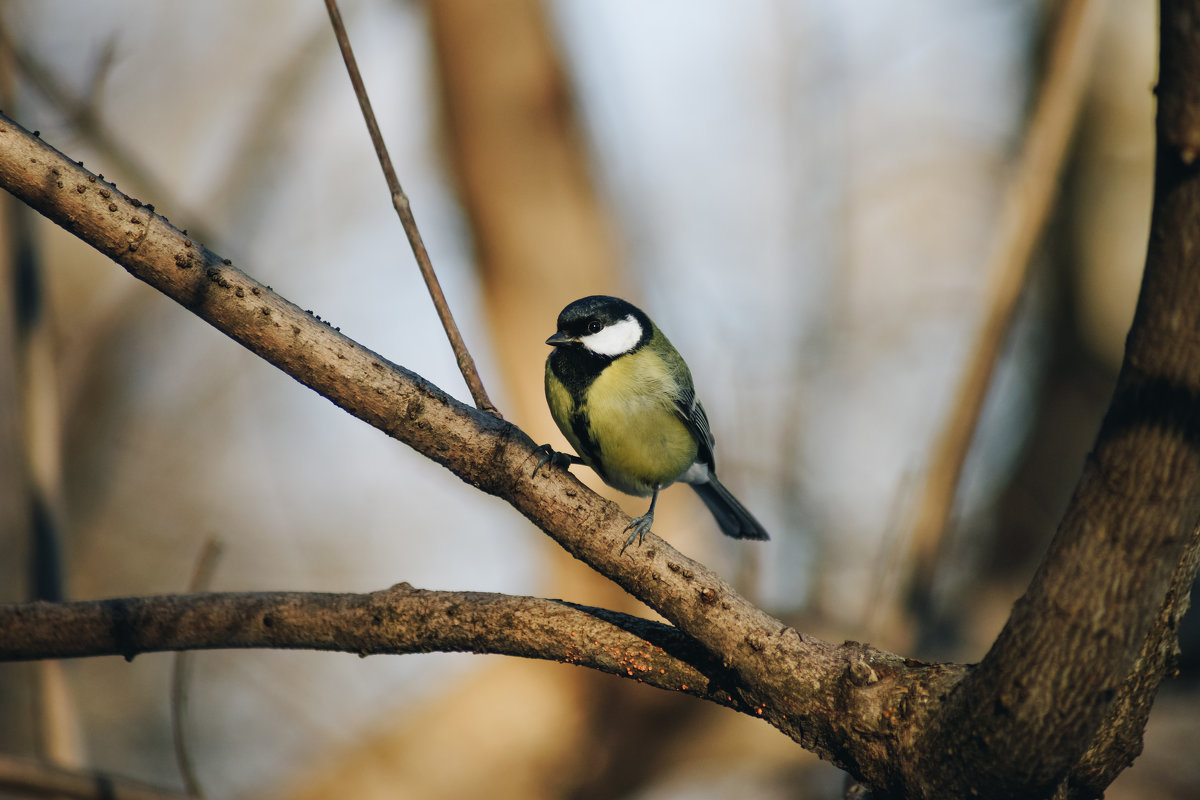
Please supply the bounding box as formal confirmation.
[170,539,222,800]
[323,0,499,416]
[905,0,1103,608]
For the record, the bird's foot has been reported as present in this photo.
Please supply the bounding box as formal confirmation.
[621,513,655,555]
[532,444,580,477]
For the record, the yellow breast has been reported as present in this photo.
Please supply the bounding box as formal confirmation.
[582,351,698,496]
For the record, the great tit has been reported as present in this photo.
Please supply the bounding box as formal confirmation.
[540,295,769,551]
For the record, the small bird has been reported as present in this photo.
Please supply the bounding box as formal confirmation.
[540,295,769,551]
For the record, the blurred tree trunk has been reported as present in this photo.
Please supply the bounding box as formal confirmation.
[0,175,35,759]
[0,33,87,764]
[0,34,34,758]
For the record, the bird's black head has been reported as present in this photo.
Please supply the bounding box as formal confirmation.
[546,295,652,358]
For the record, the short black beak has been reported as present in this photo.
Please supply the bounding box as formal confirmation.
[545,331,573,346]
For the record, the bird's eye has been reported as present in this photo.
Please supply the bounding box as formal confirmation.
[587,321,603,334]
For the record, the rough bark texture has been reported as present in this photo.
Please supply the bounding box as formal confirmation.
[0,586,755,709]
[1,3,1200,793]
[915,3,1200,797]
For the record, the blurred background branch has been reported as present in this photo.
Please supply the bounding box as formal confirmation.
[170,539,222,800]
[0,18,220,247]
[902,0,1102,637]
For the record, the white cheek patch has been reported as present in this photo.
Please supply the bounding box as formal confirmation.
[580,314,643,356]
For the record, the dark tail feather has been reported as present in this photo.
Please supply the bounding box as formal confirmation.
[690,478,769,540]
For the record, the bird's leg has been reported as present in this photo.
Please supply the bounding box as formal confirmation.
[622,488,661,554]
[532,444,583,477]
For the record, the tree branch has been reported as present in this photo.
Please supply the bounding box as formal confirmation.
[1068,537,1200,796]
[0,584,757,713]
[917,2,1200,796]
[322,0,497,415]
[905,0,1101,612]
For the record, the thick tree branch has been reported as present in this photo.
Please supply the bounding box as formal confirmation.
[917,2,1200,797]
[0,585,759,710]
[1068,538,1200,796]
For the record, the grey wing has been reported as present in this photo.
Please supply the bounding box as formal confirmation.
[675,387,717,471]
